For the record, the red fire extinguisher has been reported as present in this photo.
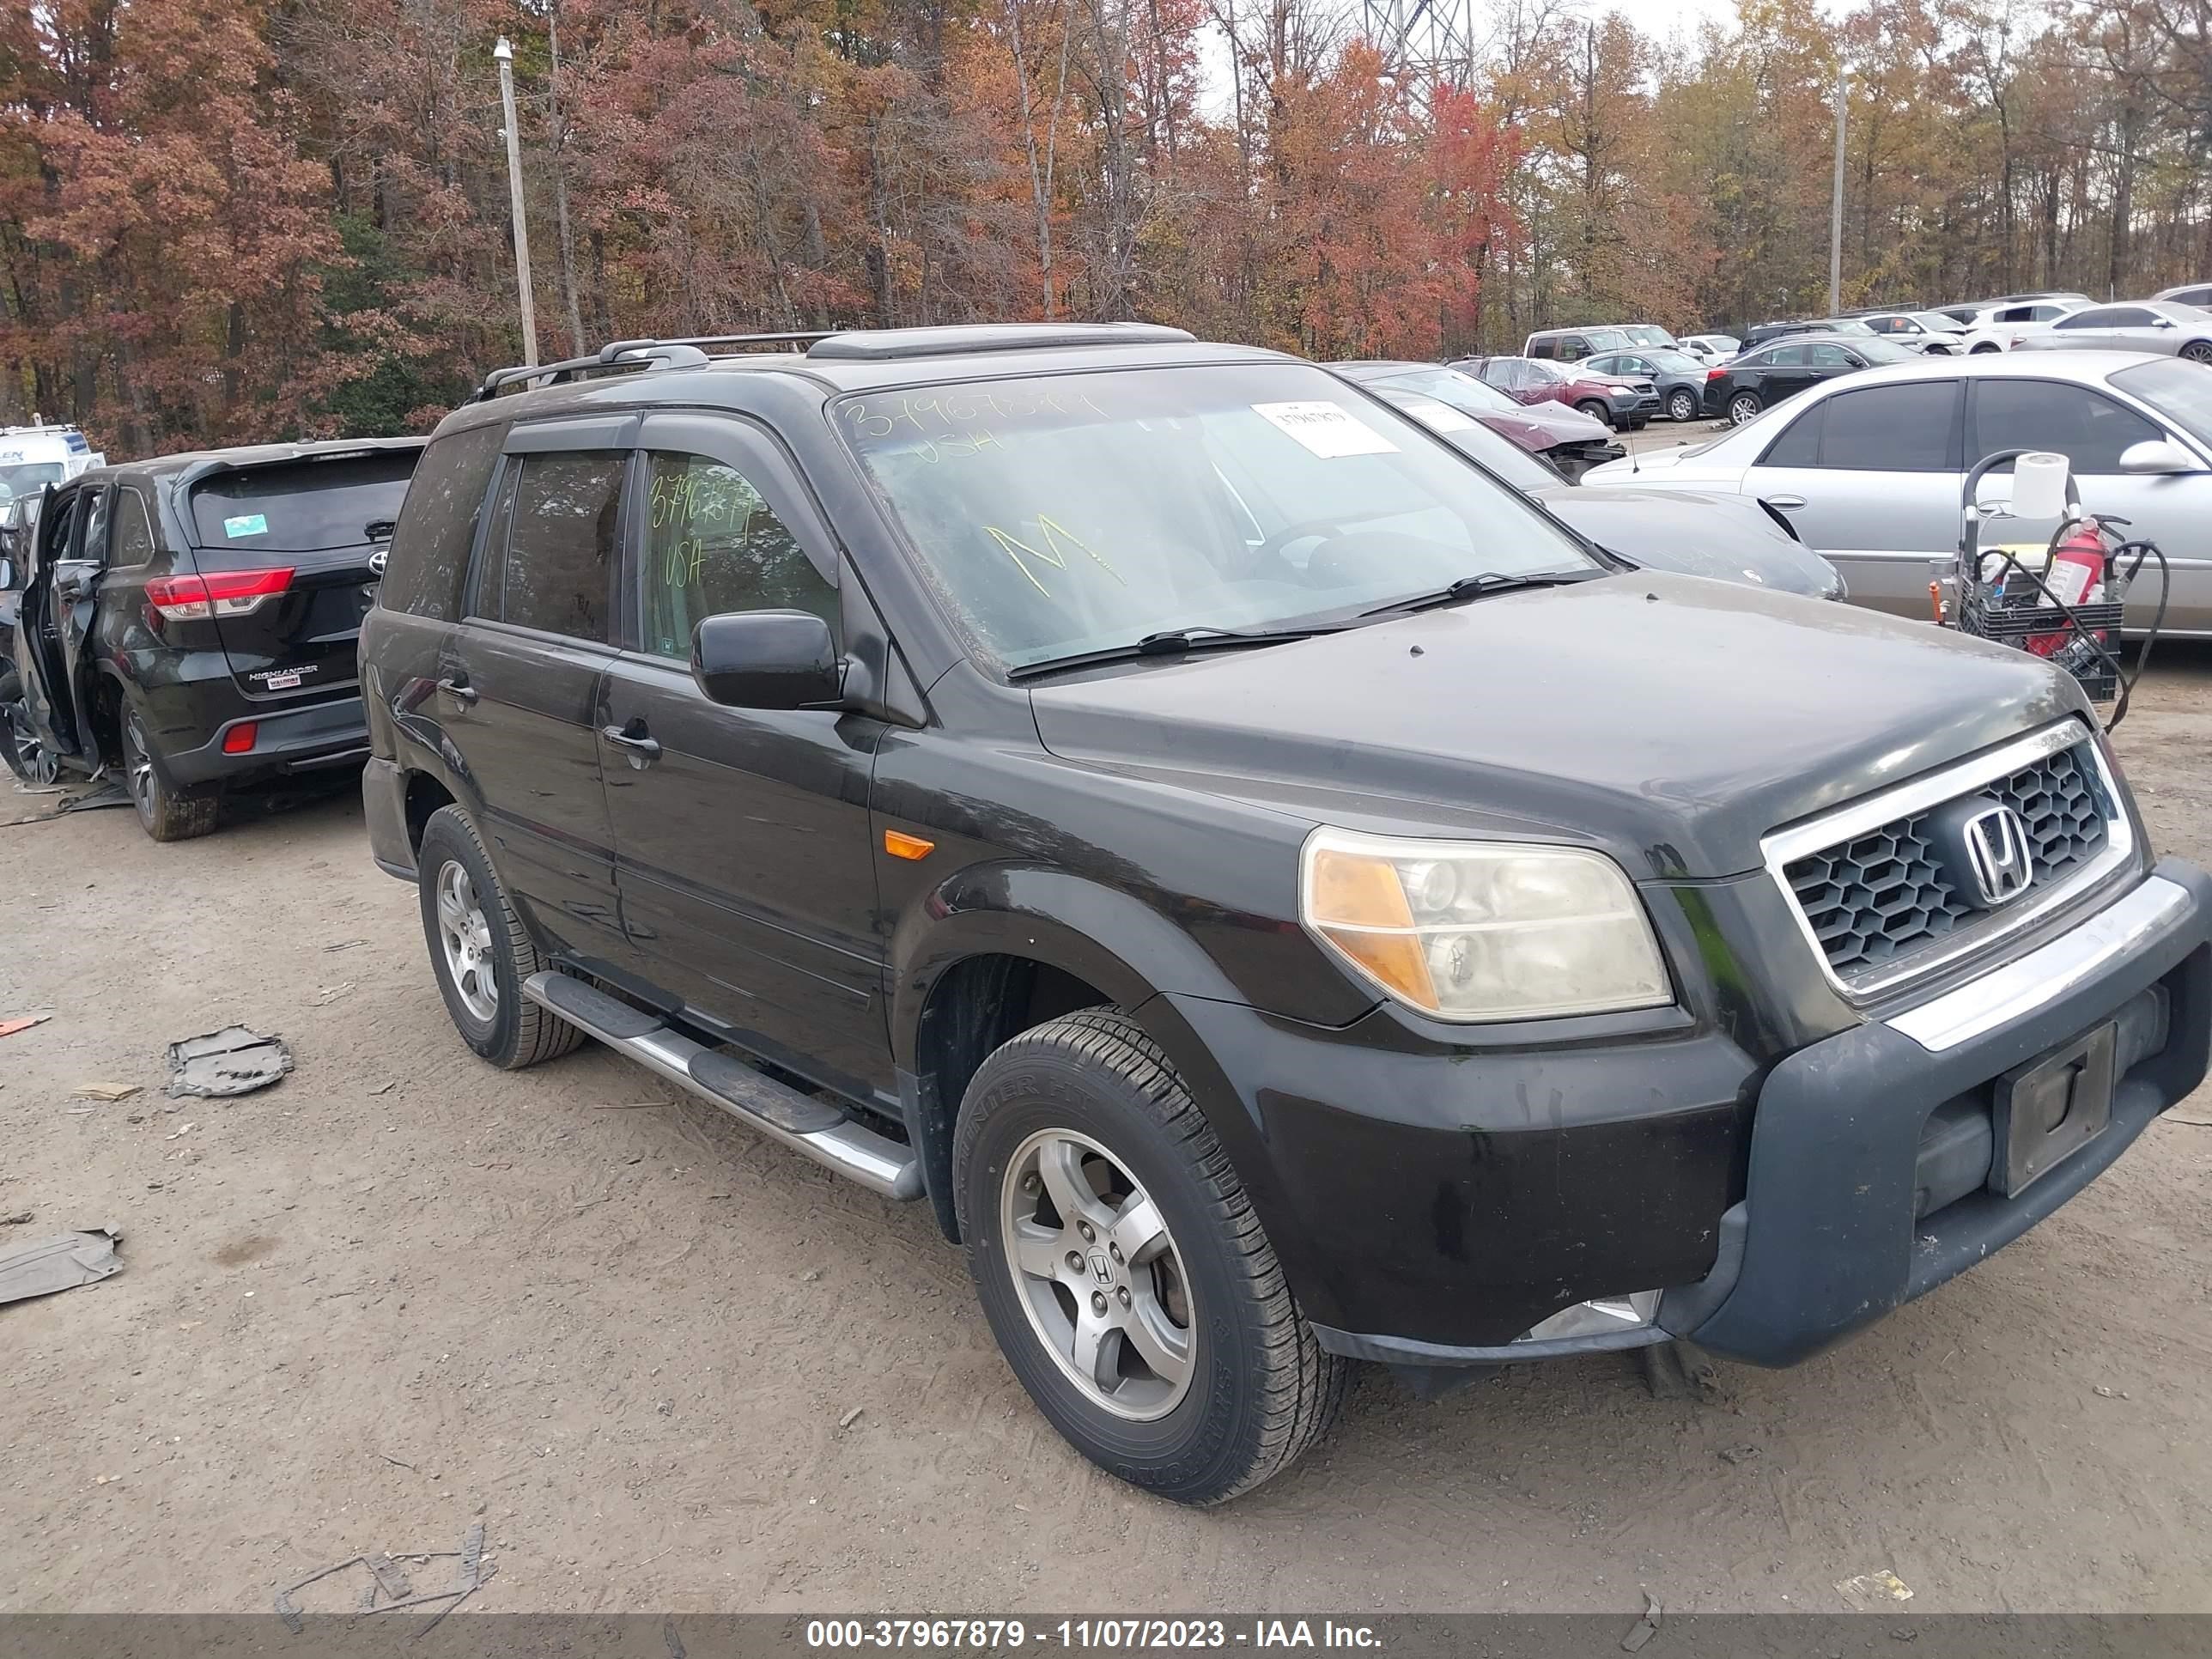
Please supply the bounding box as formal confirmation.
[2025,519,2108,658]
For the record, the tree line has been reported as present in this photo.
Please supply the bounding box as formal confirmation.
[3,0,2207,457]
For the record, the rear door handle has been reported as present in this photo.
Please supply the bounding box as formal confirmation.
[1765,495,1808,510]
[601,723,662,762]
[437,676,477,705]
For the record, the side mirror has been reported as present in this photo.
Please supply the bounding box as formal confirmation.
[691,609,842,710]
[0,557,14,590]
[2118,439,2200,476]
[2153,315,2178,328]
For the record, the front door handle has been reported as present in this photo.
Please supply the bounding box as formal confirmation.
[601,722,662,765]
[1764,495,1808,510]
[437,676,478,706]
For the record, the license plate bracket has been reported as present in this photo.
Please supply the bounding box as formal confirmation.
[1990,1022,2116,1199]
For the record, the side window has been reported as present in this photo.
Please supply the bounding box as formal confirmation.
[77,488,110,562]
[468,460,522,619]
[2106,307,2154,327]
[382,424,504,620]
[1759,403,1825,467]
[639,452,836,660]
[1527,337,1555,360]
[1808,344,1853,368]
[1972,380,2160,473]
[2052,310,2106,331]
[498,450,623,641]
[1559,336,1589,362]
[112,488,155,567]
[1767,344,1810,368]
[2179,288,2212,308]
[1814,383,1957,471]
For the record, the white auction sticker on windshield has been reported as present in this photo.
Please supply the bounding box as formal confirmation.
[1251,401,1400,458]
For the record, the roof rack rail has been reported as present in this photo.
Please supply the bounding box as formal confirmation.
[805,323,1194,362]
[468,331,836,403]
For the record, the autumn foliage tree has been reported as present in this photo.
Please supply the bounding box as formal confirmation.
[3,0,2210,456]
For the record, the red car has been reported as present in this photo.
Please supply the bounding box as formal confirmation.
[1456,355,1664,431]
[1331,362,1626,479]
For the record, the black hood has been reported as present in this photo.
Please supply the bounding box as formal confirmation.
[1028,574,2087,880]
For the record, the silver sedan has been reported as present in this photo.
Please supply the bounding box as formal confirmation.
[1581,351,2212,635]
[2013,301,2212,363]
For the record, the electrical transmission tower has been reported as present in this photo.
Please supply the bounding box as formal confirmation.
[1357,0,1486,105]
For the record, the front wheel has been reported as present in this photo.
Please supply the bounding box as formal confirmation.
[2181,341,2212,365]
[1574,398,1614,428]
[1728,391,1763,426]
[1667,388,1698,422]
[955,1008,1346,1505]
[0,670,60,787]
[120,705,220,842]
[1971,343,2001,355]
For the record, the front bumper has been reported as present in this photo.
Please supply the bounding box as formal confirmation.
[1670,863,2210,1365]
[1200,860,2209,1370]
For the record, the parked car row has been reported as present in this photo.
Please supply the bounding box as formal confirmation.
[11,323,2212,1515]
[1584,350,2212,635]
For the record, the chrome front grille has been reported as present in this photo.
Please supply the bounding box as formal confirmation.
[1765,725,2132,998]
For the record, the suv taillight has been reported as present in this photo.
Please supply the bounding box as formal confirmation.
[1706,368,1726,380]
[145,568,295,623]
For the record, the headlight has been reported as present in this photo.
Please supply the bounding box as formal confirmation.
[1299,829,1671,1021]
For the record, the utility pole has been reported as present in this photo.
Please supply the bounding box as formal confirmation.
[494,35,538,368]
[1827,64,1847,317]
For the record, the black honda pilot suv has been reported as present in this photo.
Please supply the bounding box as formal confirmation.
[361,324,2212,1504]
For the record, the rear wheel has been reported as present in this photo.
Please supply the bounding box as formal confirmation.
[1575,398,1614,428]
[0,670,60,787]
[955,1008,1346,1504]
[1667,388,1698,422]
[416,804,584,1069]
[1727,391,1763,426]
[1971,343,2001,355]
[120,705,220,842]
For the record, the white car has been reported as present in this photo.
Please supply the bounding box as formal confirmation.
[1955,298,2090,355]
[1679,334,1741,362]
[1579,351,2212,636]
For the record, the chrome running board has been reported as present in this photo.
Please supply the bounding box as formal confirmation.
[521,971,922,1200]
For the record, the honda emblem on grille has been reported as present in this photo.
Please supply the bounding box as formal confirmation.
[1960,805,2033,907]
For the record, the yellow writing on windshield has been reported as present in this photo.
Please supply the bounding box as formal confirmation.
[981,516,1124,597]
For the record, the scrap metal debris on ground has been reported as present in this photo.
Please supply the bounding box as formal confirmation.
[0,1014,52,1039]
[1838,1569,1915,1610]
[273,1522,496,1637]
[166,1026,292,1098]
[57,783,131,815]
[1620,1592,1662,1653]
[72,1082,140,1102]
[0,1228,122,1307]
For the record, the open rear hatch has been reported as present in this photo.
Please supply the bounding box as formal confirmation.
[177,452,418,701]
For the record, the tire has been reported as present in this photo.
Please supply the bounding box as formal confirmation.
[1574,398,1613,428]
[416,804,586,1069]
[0,669,59,787]
[120,703,220,842]
[2182,341,2212,366]
[1667,388,1698,422]
[1727,391,1763,426]
[954,1007,1346,1505]
[1971,343,2000,355]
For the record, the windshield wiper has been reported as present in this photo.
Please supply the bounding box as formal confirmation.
[1359,568,1601,618]
[1006,623,1345,682]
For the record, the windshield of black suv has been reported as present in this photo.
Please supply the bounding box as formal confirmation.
[836,363,1600,671]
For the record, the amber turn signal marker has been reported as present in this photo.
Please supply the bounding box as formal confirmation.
[884,830,935,860]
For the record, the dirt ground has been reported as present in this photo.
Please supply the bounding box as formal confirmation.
[5,653,2212,1620]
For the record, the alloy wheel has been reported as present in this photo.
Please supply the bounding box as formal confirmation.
[4,697,58,787]
[123,712,157,827]
[1000,1127,1196,1421]
[1668,390,1698,422]
[2183,341,2212,365]
[434,859,500,1023]
[1729,393,1761,426]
